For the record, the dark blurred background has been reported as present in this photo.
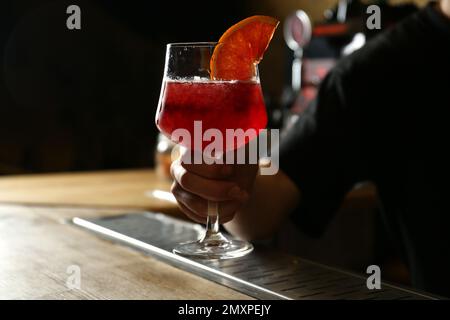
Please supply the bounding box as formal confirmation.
[0,0,428,174]
[0,0,244,173]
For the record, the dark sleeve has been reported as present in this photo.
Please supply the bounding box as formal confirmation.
[280,67,367,237]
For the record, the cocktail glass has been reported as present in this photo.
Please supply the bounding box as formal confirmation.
[155,43,267,259]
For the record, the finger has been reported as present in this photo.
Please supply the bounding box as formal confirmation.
[218,214,234,224]
[215,204,240,224]
[178,200,238,225]
[171,182,243,224]
[171,160,248,202]
[172,181,206,223]
[171,182,207,218]
[178,148,234,179]
[177,199,236,225]
[181,161,234,180]
[172,182,244,218]
[177,200,207,224]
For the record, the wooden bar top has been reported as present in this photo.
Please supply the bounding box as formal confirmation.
[0,169,182,215]
[0,169,252,299]
[0,169,376,299]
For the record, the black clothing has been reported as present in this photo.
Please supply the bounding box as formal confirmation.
[280,4,450,297]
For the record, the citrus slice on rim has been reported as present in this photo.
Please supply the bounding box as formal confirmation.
[210,15,279,81]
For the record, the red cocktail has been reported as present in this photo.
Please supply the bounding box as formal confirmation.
[157,80,267,151]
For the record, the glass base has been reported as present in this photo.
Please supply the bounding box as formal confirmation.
[173,238,253,260]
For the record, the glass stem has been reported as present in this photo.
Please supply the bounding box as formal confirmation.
[206,200,220,235]
[201,200,228,244]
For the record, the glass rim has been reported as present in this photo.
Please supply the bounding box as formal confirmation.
[166,42,217,48]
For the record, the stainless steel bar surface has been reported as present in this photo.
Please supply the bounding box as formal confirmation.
[71,212,437,300]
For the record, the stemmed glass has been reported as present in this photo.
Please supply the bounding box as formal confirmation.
[155,43,267,259]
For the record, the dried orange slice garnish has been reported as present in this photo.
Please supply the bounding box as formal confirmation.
[210,15,279,81]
